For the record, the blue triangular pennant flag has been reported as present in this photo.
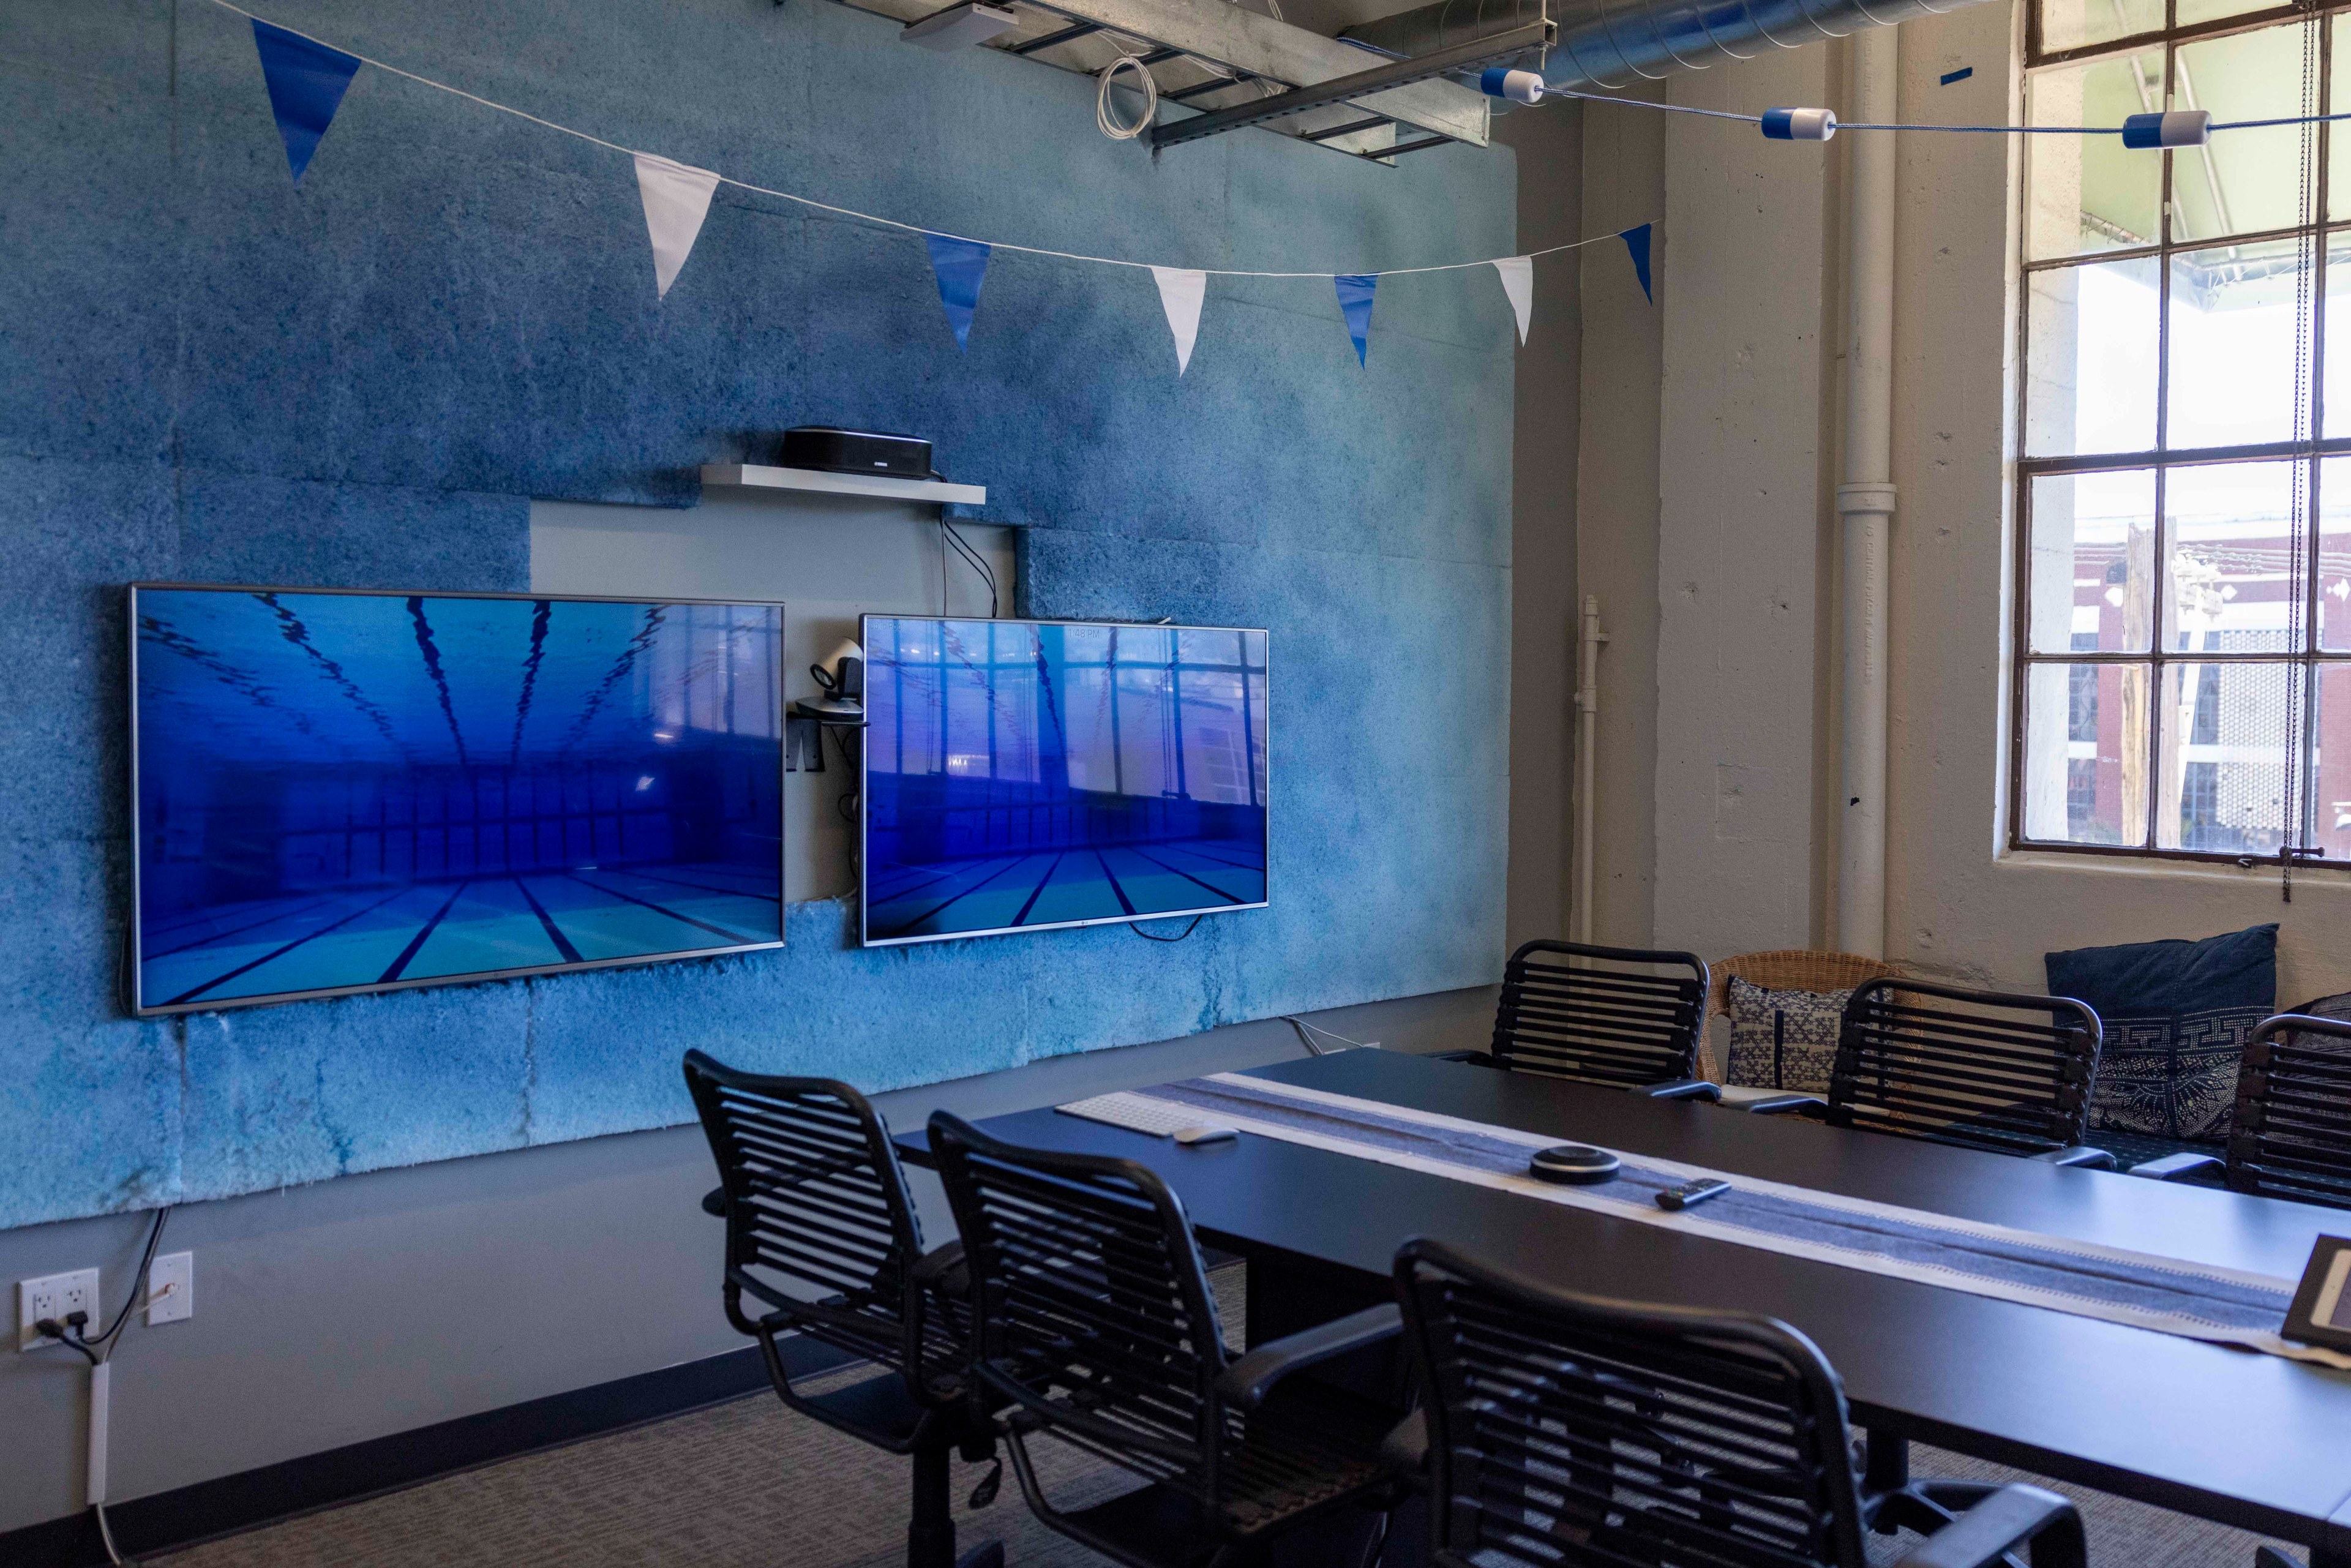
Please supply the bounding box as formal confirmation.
[1619,223,1654,304]
[251,20,361,184]
[1333,274,1377,367]
[923,233,992,353]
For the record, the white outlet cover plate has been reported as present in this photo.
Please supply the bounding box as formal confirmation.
[147,1252,193,1326]
[18,1269,100,1352]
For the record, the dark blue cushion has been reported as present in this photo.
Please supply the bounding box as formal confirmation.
[2045,924,2276,1141]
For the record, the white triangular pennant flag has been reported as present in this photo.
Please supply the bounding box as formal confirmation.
[1491,255,1533,345]
[1150,266,1207,375]
[633,152,722,300]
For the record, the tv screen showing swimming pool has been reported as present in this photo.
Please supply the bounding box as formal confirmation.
[129,585,784,1015]
[860,616,1267,946]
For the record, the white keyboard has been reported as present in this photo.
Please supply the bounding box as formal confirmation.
[1054,1092,1212,1138]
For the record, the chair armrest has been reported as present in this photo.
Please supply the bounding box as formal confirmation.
[1744,1094,1828,1117]
[1894,1483,2084,1568]
[2031,1146,2118,1171]
[1213,1304,1404,1412]
[2130,1151,2227,1182]
[909,1240,966,1291]
[1378,1409,1428,1483]
[700,1185,727,1218]
[1637,1078,1722,1102]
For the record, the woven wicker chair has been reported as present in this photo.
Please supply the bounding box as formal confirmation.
[1700,950,1905,1084]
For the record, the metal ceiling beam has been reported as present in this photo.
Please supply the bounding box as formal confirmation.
[1149,18,1548,151]
[1013,0,1493,146]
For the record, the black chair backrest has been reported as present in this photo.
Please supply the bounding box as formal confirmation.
[928,1111,1231,1491]
[2228,1013,2351,1207]
[1490,939,1710,1088]
[1829,978,2102,1157]
[1395,1237,1868,1568]
[683,1049,932,1375]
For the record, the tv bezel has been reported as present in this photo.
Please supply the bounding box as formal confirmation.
[856,612,1269,949]
[126,582,789,1017]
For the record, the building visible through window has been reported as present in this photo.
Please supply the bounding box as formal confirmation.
[2015,0,2351,867]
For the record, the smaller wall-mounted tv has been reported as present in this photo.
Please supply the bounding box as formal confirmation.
[130,585,785,1015]
[860,615,1269,946]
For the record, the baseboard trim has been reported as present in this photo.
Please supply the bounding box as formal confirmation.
[0,1334,859,1568]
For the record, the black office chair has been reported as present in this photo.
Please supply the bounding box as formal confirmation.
[2131,1013,2351,1206]
[928,1109,1406,1568]
[1446,939,1717,1100]
[1747,977,2112,1168]
[1390,1235,2089,1568]
[683,1051,1001,1568]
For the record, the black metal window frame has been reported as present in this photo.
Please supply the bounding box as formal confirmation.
[2010,0,2347,868]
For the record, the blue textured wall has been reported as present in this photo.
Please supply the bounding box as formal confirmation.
[0,0,1515,1230]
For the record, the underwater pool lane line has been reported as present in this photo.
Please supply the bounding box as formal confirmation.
[1009,852,1068,928]
[882,853,1051,936]
[600,866,781,904]
[1090,850,1140,916]
[510,876,585,964]
[560,871,765,946]
[1122,846,1247,906]
[377,879,474,984]
[144,892,351,959]
[163,885,421,1006]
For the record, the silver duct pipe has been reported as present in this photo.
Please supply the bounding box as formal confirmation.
[1345,0,1984,90]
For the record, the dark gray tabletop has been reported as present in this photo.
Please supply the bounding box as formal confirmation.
[898,1048,2351,1556]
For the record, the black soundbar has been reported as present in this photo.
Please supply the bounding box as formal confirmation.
[779,426,937,481]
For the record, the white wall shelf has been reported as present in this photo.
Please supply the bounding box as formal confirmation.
[700,463,986,507]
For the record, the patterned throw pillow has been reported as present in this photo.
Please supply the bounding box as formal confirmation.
[1725,978,1853,1095]
[2045,923,2278,1142]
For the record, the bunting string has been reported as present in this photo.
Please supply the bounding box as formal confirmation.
[209,0,1645,283]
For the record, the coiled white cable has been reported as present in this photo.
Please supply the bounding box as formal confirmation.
[1096,54,1158,140]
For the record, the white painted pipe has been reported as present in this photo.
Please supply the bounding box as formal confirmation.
[1574,595,1606,946]
[1835,26,1897,960]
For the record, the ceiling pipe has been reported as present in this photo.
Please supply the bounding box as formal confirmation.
[1345,0,1986,90]
[1837,24,1897,961]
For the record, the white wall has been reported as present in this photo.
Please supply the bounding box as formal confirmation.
[1653,51,1838,959]
[1592,0,2351,1003]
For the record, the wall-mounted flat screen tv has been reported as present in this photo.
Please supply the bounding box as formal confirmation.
[860,615,1268,946]
[130,585,784,1015]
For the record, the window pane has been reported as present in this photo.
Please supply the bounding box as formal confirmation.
[2311,663,2351,857]
[2028,471,2157,653]
[2036,0,2162,56]
[2164,460,2306,651]
[2156,660,2302,851]
[2321,456,2351,648]
[2023,662,2150,846]
[2324,236,2351,438]
[2179,0,2285,29]
[2172,22,2319,244]
[2025,54,2165,260]
[2167,239,2309,450]
[2026,257,2160,456]
[2334,17,2351,222]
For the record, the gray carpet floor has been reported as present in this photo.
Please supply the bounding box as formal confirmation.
[156,1267,2298,1568]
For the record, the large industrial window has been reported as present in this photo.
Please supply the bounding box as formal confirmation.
[2013,0,2351,867]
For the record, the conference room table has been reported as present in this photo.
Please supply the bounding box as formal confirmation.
[897,1047,2351,1567]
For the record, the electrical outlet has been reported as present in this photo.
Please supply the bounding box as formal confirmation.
[18,1269,100,1352]
[146,1252,193,1327]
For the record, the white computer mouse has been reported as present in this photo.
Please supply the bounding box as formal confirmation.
[1172,1124,1239,1146]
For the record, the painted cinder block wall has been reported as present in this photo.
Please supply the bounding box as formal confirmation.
[0,0,1518,1232]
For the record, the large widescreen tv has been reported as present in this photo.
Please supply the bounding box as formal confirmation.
[860,615,1268,946]
[129,585,784,1015]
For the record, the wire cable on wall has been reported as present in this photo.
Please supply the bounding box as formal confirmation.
[1284,1015,1371,1055]
[1130,914,1204,941]
[1095,54,1159,141]
[940,519,1000,617]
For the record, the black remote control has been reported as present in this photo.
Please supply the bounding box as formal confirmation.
[1655,1178,1730,1211]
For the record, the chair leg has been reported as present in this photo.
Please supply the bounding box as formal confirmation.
[909,1442,958,1568]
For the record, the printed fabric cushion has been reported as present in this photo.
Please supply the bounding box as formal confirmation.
[1725,978,1853,1095]
[2045,923,2278,1142]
